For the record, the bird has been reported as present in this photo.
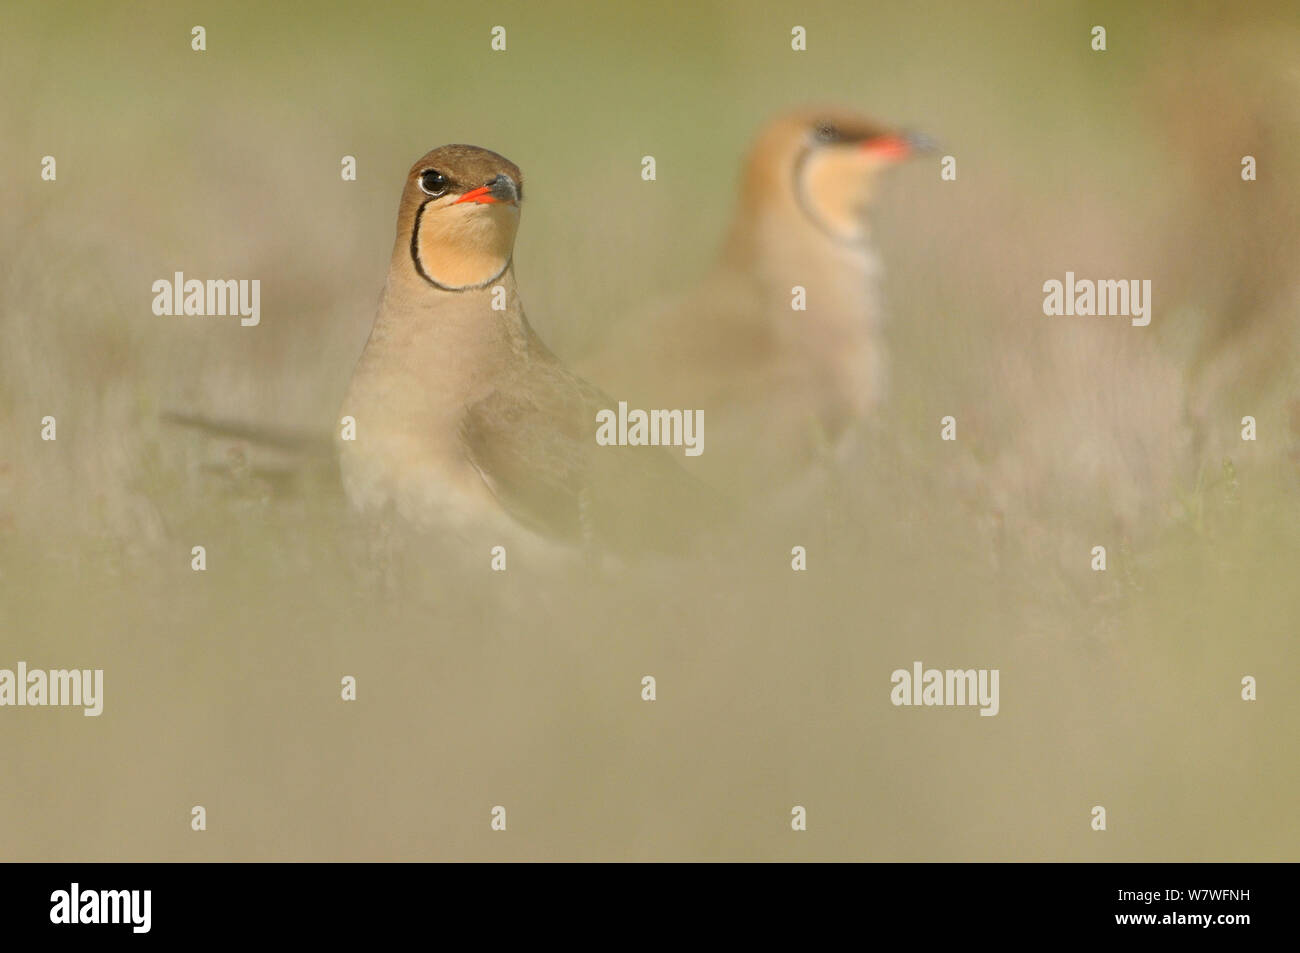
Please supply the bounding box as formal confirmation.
[336,144,721,555]
[578,106,931,493]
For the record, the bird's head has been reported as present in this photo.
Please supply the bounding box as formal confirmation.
[398,144,523,291]
[740,107,933,244]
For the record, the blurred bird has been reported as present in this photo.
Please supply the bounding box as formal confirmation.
[579,107,931,492]
[336,144,720,554]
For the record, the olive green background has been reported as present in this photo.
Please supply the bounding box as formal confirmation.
[1,0,1297,860]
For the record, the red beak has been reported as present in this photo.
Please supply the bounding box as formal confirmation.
[453,185,501,205]
[860,135,913,161]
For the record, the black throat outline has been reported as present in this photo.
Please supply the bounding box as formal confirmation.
[791,145,871,249]
[410,198,512,292]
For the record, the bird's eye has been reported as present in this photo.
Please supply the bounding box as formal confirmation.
[814,122,839,143]
[419,169,449,196]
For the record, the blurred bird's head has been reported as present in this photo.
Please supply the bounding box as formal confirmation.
[738,107,933,244]
[396,144,523,291]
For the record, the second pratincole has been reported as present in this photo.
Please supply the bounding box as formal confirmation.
[580,107,931,491]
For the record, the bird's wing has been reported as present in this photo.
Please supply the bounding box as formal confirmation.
[459,360,726,554]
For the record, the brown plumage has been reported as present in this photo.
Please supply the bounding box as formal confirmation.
[579,106,929,494]
[338,145,720,554]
